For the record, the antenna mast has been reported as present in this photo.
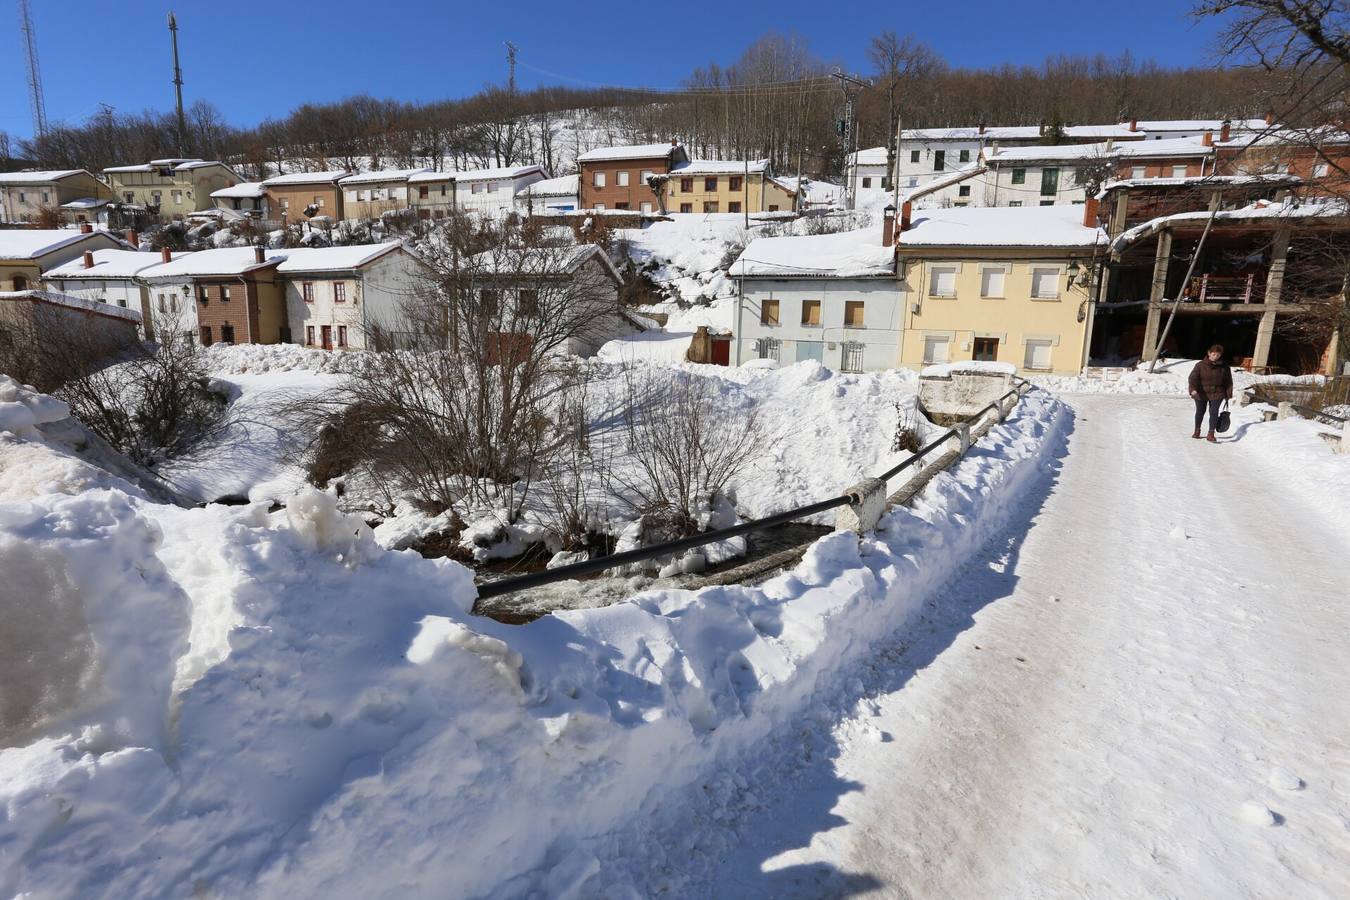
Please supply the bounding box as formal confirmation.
[505,41,518,95]
[169,11,187,155]
[18,0,47,137]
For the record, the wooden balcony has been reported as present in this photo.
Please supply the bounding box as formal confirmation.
[1186,272,1265,303]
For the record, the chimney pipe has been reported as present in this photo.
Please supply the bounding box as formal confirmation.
[1264,110,1275,126]
[80,222,93,234]
[978,123,986,135]
[900,200,913,233]
[1202,131,1213,147]
[1129,118,1138,132]
[882,205,896,247]
[254,245,266,264]
[83,250,95,269]
[1083,196,1100,229]
[125,229,140,248]
[161,246,173,264]
[1219,119,1231,143]
[1039,121,1046,137]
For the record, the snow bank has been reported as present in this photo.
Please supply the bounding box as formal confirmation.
[921,360,1017,378]
[0,369,1069,897]
[596,330,694,363]
[1032,359,1324,397]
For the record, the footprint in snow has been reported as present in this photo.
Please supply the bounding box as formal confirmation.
[1268,767,1304,791]
[1169,525,1189,541]
[1241,801,1280,826]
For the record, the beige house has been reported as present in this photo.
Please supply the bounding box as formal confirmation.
[275,242,428,350]
[102,158,242,222]
[340,169,428,220]
[0,170,112,224]
[896,203,1106,375]
[0,228,126,293]
[408,171,456,220]
[262,170,348,225]
[665,160,798,214]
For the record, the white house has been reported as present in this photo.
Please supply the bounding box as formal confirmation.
[274,242,427,351]
[728,224,900,372]
[210,182,271,221]
[514,174,580,214]
[454,165,546,218]
[339,169,429,220]
[979,142,1120,207]
[845,147,892,191]
[1127,117,1272,141]
[42,247,187,340]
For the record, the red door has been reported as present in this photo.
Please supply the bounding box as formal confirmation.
[321,325,333,350]
[711,338,731,366]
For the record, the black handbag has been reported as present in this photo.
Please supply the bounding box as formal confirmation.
[1216,401,1231,434]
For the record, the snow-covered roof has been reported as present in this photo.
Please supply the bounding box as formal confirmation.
[1114,138,1215,159]
[262,170,350,187]
[103,158,227,174]
[469,244,619,281]
[729,228,895,278]
[901,162,985,202]
[45,249,185,279]
[1096,173,1300,197]
[1110,199,1350,252]
[847,147,890,166]
[902,124,1137,142]
[141,247,287,278]
[577,143,679,163]
[1132,118,1270,133]
[274,242,405,273]
[59,197,113,209]
[152,157,202,166]
[671,159,769,176]
[0,169,88,184]
[984,141,1117,164]
[0,289,141,322]
[406,170,456,183]
[898,205,1107,249]
[339,168,430,186]
[451,165,544,182]
[1216,126,1350,149]
[211,182,267,199]
[0,229,118,260]
[174,160,228,172]
[516,174,579,197]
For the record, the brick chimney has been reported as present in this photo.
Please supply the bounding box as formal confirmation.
[1264,110,1275,126]
[1219,119,1231,142]
[1202,131,1213,147]
[900,200,913,232]
[254,245,266,264]
[882,205,896,247]
[1129,118,1138,132]
[83,250,95,269]
[161,246,173,263]
[79,222,93,234]
[1083,196,1100,229]
[124,229,140,248]
[978,123,986,135]
[1039,120,1046,137]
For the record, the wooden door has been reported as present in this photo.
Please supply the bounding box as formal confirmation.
[321,325,333,350]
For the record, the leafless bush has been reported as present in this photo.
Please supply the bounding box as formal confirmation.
[892,400,923,453]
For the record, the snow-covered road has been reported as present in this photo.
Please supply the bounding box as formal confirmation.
[706,394,1350,898]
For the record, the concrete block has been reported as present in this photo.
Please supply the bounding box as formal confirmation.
[1339,421,1350,455]
[949,422,971,454]
[1277,401,1296,421]
[835,477,888,534]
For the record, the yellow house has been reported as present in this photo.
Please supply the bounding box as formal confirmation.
[102,158,243,222]
[665,160,798,214]
[895,204,1105,375]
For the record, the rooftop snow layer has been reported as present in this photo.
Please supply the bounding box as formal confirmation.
[141,247,287,278]
[274,242,404,273]
[1096,173,1300,196]
[452,165,544,182]
[0,170,87,184]
[211,182,267,199]
[405,170,457,183]
[899,205,1107,248]
[1132,118,1270,132]
[577,143,679,162]
[902,124,1138,142]
[516,174,579,196]
[45,249,185,279]
[468,243,617,279]
[671,159,769,176]
[729,228,895,278]
[984,141,1118,163]
[0,229,116,260]
[848,147,890,166]
[59,197,112,209]
[1110,199,1350,252]
[0,288,142,321]
[1114,137,1215,158]
[339,168,431,185]
[262,170,350,186]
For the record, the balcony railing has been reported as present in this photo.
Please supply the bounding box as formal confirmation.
[1186,272,1265,303]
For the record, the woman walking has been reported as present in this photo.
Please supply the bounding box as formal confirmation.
[1188,344,1233,442]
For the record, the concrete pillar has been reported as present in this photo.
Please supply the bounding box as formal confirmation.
[1142,228,1172,362]
[835,477,888,534]
[1277,401,1296,420]
[950,422,972,454]
[1252,228,1291,370]
[1339,421,1350,455]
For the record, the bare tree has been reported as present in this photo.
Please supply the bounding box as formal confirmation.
[867,32,945,185]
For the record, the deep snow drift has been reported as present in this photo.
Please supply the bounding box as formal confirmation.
[0,368,1065,898]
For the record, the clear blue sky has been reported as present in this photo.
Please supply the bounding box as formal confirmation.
[2,0,1224,143]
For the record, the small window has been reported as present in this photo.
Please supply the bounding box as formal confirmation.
[910,150,920,163]
[17,192,25,203]
[1040,167,1059,196]
[680,177,694,192]
[1131,166,1147,179]
[1011,168,1026,185]
[862,177,872,188]
[220,324,235,345]
[929,266,957,298]
[1171,165,1188,178]
[756,337,781,361]
[518,289,539,318]
[760,299,780,325]
[908,177,918,187]
[615,202,630,210]
[841,341,864,373]
[1023,339,1053,371]
[616,171,629,187]
[481,289,499,316]
[440,184,448,196]
[486,182,498,193]
[316,196,326,207]
[679,203,692,213]
[800,299,821,326]
[1039,200,1055,206]
[1009,200,1023,207]
[844,301,865,328]
[958,185,971,197]
[305,326,315,346]
[933,150,945,171]
[199,286,209,303]
[729,176,743,191]
[922,335,949,364]
[594,203,605,210]
[158,294,167,313]
[973,337,999,361]
[704,177,717,191]
[980,267,1006,298]
[1031,267,1060,299]
[41,191,50,203]
[302,282,315,303]
[959,149,971,163]
[334,282,346,304]
[337,326,348,348]
[728,201,741,213]
[419,186,430,198]
[703,201,719,213]
[768,204,779,212]
[172,190,183,204]
[124,192,134,203]
[593,171,606,187]
[199,325,213,346]
[222,285,231,301]
[640,169,654,183]
[1313,163,1330,178]
[640,201,653,213]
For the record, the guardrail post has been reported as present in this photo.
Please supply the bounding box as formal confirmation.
[951,422,971,454]
[835,477,888,534]
[1277,401,1296,421]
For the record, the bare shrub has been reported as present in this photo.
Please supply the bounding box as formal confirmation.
[892,400,923,453]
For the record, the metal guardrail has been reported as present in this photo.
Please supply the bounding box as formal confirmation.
[475,379,1030,601]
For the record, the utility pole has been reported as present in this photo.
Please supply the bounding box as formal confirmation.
[168,12,187,156]
[831,68,870,211]
[18,0,47,138]
[504,41,518,95]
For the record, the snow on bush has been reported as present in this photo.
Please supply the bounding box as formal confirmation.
[0,371,1071,897]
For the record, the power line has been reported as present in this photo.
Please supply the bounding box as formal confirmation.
[514,57,843,98]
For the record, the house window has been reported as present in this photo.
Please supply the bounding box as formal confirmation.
[958,185,971,197]
[933,150,945,171]
[1011,168,1026,185]
[12,275,27,291]
[756,337,781,361]
[841,341,865,372]
[232,198,242,210]
[334,282,346,303]
[441,184,448,196]
[316,196,325,207]
[593,171,606,188]
[680,203,693,213]
[910,150,920,163]
[1171,165,1188,178]
[487,182,498,193]
[922,335,949,364]
[728,201,741,213]
[594,203,605,210]
[221,285,231,301]
[1131,166,1147,179]
[1009,200,1023,207]
[973,337,999,361]
[302,282,315,303]
[199,286,209,303]
[419,186,430,198]
[680,177,694,192]
[1023,338,1053,371]
[729,176,743,191]
[800,299,821,326]
[908,177,918,187]
[862,177,872,188]
[481,289,499,316]
[640,169,654,183]
[615,202,630,210]
[17,192,25,203]
[616,171,629,187]
[1313,163,1330,178]
[1039,200,1055,206]
[980,266,1007,298]
[518,289,539,318]
[929,266,958,297]
[768,205,779,212]
[124,192,134,203]
[703,201,719,213]
[760,299,780,325]
[844,300,865,328]
[704,177,717,191]
[959,149,971,163]
[220,324,235,344]
[281,198,291,209]
[41,191,50,203]
[640,201,653,213]
[1031,267,1060,299]
[305,325,315,346]
[172,190,183,204]
[200,326,213,346]
[337,326,348,348]
[1040,168,1059,195]
[158,294,167,313]
[151,191,162,205]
